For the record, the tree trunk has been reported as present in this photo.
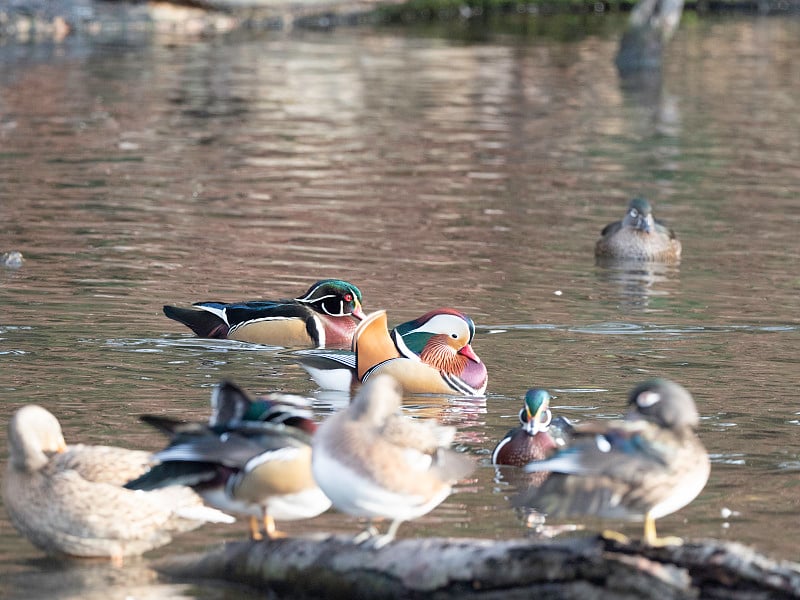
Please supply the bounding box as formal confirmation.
[156,534,800,599]
[616,0,685,72]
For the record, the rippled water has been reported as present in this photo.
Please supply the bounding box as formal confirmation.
[1,15,799,598]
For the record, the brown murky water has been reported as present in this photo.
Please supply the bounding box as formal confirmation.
[1,15,799,598]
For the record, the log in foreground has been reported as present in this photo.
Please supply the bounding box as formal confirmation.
[156,533,800,599]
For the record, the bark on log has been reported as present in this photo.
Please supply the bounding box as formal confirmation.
[156,534,800,599]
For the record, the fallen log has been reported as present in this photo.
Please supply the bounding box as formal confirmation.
[156,534,800,599]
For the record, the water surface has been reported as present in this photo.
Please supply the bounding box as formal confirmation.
[1,15,799,598]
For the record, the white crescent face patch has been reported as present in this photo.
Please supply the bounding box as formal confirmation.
[636,391,661,408]
[410,314,469,338]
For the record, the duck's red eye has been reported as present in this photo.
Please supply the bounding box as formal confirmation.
[344,293,353,302]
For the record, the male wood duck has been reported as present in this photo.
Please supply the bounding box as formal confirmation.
[125,381,330,540]
[3,405,234,562]
[516,379,709,546]
[163,279,365,348]
[595,198,681,262]
[298,309,488,396]
[312,374,474,548]
[492,389,557,469]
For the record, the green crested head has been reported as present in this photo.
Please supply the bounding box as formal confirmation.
[298,279,364,318]
[243,398,317,434]
[521,388,552,434]
[241,400,274,422]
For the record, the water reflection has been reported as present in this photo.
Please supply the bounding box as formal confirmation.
[4,559,181,600]
[595,258,679,310]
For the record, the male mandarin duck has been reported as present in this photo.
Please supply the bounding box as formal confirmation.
[298,309,488,396]
[3,405,234,562]
[163,279,365,348]
[311,374,474,548]
[516,379,709,547]
[595,198,681,262]
[492,389,557,470]
[125,381,330,540]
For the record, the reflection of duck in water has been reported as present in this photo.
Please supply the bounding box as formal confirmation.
[595,198,681,263]
[595,258,678,309]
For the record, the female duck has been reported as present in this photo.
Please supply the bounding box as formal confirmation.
[3,405,233,561]
[517,379,709,546]
[595,198,681,262]
[312,374,474,548]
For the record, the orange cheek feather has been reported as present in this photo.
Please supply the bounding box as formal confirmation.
[419,336,469,375]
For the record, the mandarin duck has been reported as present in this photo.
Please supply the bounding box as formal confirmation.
[311,374,474,548]
[595,198,681,262]
[492,389,557,471]
[3,405,234,561]
[516,379,709,546]
[125,381,330,540]
[163,279,365,348]
[298,309,488,396]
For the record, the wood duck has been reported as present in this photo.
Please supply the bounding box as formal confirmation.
[298,309,488,396]
[125,381,331,540]
[3,405,233,562]
[516,379,709,546]
[492,389,557,468]
[163,279,365,348]
[311,374,474,548]
[595,198,681,262]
